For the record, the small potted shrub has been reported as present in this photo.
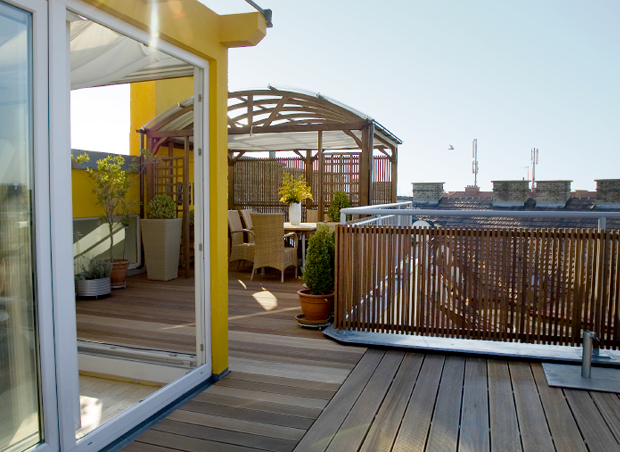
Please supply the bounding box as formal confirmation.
[327,190,352,222]
[279,172,312,226]
[140,194,182,281]
[75,258,112,298]
[297,224,335,322]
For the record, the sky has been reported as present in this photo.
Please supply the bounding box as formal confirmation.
[72,0,620,195]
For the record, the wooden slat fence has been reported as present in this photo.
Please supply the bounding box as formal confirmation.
[335,225,620,349]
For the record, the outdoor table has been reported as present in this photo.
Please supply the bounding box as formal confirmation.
[283,222,317,267]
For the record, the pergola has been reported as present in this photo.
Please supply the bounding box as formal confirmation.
[138,87,402,257]
[227,86,402,213]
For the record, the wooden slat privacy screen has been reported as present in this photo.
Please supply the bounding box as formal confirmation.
[233,155,393,219]
[335,225,620,349]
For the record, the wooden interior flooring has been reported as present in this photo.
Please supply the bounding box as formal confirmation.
[78,375,157,439]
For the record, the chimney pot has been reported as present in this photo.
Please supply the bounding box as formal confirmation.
[411,182,444,205]
[596,179,620,208]
[492,180,530,207]
[535,180,572,207]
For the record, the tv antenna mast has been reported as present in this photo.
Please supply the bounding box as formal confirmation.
[472,139,479,187]
[531,148,539,187]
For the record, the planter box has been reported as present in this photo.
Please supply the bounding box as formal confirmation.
[75,277,111,298]
[141,218,183,281]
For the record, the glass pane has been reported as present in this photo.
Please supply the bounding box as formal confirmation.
[0,2,42,452]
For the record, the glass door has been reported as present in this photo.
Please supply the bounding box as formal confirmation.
[0,2,42,452]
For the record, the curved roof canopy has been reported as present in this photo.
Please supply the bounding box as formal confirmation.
[140,86,402,153]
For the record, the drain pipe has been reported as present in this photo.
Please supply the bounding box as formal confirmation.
[581,331,599,378]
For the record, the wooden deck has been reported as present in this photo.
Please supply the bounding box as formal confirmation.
[77,267,620,452]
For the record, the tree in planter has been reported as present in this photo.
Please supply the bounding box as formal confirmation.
[298,224,335,322]
[72,153,136,288]
[75,258,113,298]
[327,190,352,222]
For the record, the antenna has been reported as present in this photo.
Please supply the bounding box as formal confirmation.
[531,148,539,187]
[472,139,479,187]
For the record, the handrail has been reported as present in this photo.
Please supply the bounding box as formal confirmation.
[340,203,620,229]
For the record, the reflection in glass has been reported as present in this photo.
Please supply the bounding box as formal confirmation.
[0,2,42,452]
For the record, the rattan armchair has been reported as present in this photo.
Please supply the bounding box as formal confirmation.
[240,209,255,243]
[228,210,255,267]
[250,213,298,282]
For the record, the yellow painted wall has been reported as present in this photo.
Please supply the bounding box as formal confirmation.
[85,0,267,375]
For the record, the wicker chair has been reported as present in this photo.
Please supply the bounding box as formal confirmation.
[228,210,254,267]
[251,213,298,282]
[306,209,319,223]
[240,209,255,243]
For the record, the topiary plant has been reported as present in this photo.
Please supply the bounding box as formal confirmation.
[302,224,335,295]
[147,194,177,219]
[327,190,352,222]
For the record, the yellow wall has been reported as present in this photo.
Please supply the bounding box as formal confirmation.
[72,168,140,219]
[85,0,267,375]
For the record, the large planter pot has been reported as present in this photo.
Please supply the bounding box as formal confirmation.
[141,218,183,281]
[109,259,130,289]
[75,277,111,298]
[289,202,301,226]
[297,288,334,322]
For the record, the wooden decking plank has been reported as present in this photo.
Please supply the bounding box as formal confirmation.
[192,392,322,419]
[591,392,620,443]
[123,441,178,452]
[459,357,490,452]
[216,378,336,400]
[487,360,521,452]
[181,399,315,430]
[153,419,297,452]
[226,371,341,392]
[293,348,386,452]
[206,385,328,410]
[229,357,351,384]
[530,364,587,452]
[358,353,424,452]
[425,356,466,452]
[229,340,363,365]
[230,350,356,371]
[391,354,446,452]
[565,389,620,452]
[167,409,306,442]
[509,362,554,452]
[228,330,365,354]
[136,429,259,452]
[325,351,406,452]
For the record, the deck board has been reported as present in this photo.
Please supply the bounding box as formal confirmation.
[80,268,620,452]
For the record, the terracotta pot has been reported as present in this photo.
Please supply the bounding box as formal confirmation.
[297,288,334,322]
[110,259,130,289]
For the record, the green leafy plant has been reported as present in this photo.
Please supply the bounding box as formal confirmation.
[147,194,177,219]
[302,224,335,295]
[75,258,112,280]
[72,153,136,261]
[279,173,313,204]
[327,190,352,222]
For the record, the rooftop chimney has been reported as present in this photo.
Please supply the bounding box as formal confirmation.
[464,185,480,196]
[411,182,444,206]
[596,179,620,209]
[535,180,571,208]
[492,180,530,207]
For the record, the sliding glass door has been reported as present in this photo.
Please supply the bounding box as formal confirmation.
[0,2,42,452]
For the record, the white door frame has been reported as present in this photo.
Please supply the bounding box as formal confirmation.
[47,1,212,451]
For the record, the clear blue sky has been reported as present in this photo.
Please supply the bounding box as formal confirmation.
[73,1,620,195]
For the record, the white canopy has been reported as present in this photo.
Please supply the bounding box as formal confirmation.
[68,13,193,90]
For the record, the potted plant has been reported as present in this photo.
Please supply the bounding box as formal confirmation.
[297,224,335,322]
[73,153,136,289]
[75,258,112,298]
[140,194,183,281]
[327,190,352,222]
[279,172,312,226]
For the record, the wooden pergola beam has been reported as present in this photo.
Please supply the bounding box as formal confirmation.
[228,121,367,135]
